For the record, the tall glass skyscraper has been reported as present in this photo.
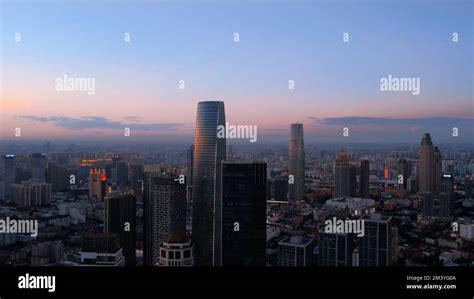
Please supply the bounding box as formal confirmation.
[192,101,226,266]
[360,159,370,198]
[334,149,351,198]
[221,162,266,266]
[359,214,393,266]
[288,123,305,204]
[419,133,435,194]
[104,191,136,266]
[143,173,186,266]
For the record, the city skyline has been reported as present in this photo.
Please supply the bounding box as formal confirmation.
[1,0,472,143]
[0,0,473,296]
[1,117,473,269]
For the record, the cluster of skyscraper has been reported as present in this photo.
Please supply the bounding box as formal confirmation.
[190,101,266,266]
[318,213,396,267]
[419,133,453,218]
[73,101,270,267]
[0,101,463,268]
[0,153,52,208]
[96,101,266,267]
[334,150,372,199]
[331,133,453,219]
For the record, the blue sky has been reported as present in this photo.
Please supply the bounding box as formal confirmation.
[1,0,473,143]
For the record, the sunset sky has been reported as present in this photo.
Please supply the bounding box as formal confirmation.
[1,0,472,143]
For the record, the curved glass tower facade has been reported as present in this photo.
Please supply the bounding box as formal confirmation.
[288,123,305,203]
[192,101,226,266]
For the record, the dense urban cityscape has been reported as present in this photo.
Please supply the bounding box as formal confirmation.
[0,101,472,267]
[0,0,472,296]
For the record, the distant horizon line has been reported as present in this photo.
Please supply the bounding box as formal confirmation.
[0,139,472,146]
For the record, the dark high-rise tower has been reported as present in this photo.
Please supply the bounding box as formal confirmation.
[221,162,266,266]
[129,164,144,194]
[439,174,453,217]
[31,153,47,182]
[1,154,16,202]
[143,173,186,266]
[47,161,70,193]
[104,191,136,266]
[441,174,454,194]
[349,164,357,197]
[434,147,442,194]
[116,160,128,189]
[288,123,305,203]
[334,149,350,198]
[360,159,370,198]
[397,159,410,190]
[273,176,288,201]
[112,155,121,168]
[359,214,393,266]
[419,133,435,194]
[319,232,354,266]
[192,101,226,266]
